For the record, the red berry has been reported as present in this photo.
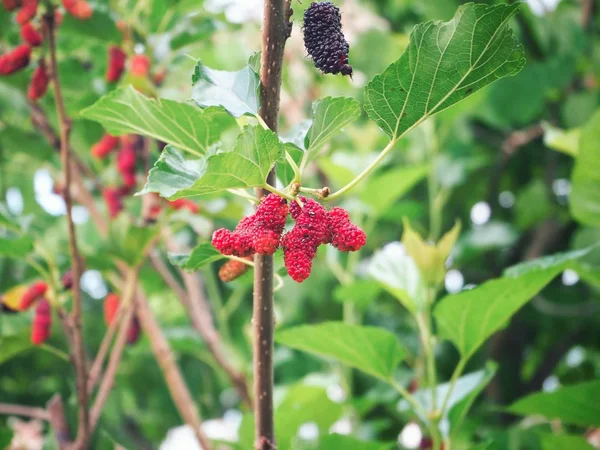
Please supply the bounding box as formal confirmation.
[62,0,92,19]
[106,46,126,83]
[168,199,199,214]
[103,187,123,218]
[126,316,141,345]
[31,298,51,345]
[218,258,252,282]
[2,0,19,12]
[16,0,37,24]
[91,134,119,159]
[20,23,43,47]
[27,59,50,101]
[20,281,48,310]
[0,45,31,76]
[130,54,150,77]
[328,207,366,252]
[103,293,120,325]
[61,270,73,290]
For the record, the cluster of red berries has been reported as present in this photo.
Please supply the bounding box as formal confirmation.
[104,293,140,345]
[1,0,92,100]
[212,194,366,283]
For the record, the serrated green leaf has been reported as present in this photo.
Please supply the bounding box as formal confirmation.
[191,60,260,118]
[304,97,361,160]
[368,242,426,314]
[0,236,33,259]
[539,434,595,450]
[276,322,407,382]
[434,268,559,360]
[364,3,525,139]
[571,111,600,227]
[81,87,236,156]
[142,126,283,199]
[167,243,224,271]
[508,381,600,427]
[360,165,428,216]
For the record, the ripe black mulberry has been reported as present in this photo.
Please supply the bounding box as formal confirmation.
[303,1,352,77]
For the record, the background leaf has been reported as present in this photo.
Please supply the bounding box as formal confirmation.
[167,243,224,271]
[318,434,393,450]
[81,87,236,156]
[508,380,600,427]
[539,434,595,450]
[364,3,525,139]
[276,322,407,382]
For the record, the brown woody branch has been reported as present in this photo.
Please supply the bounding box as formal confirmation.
[44,12,89,449]
[0,403,50,421]
[254,1,292,449]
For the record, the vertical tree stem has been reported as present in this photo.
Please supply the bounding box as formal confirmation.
[254,1,291,448]
[44,12,89,449]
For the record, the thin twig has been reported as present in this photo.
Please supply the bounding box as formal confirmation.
[46,395,72,450]
[254,1,292,448]
[44,12,89,449]
[0,403,50,421]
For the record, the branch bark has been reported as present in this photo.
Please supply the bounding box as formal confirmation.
[46,395,72,450]
[0,403,50,421]
[44,12,89,449]
[254,1,292,448]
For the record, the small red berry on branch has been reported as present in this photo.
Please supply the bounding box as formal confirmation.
[103,293,120,325]
[16,0,37,25]
[62,0,92,20]
[130,54,150,77]
[27,59,50,101]
[106,46,126,83]
[61,270,73,290]
[20,22,43,47]
[126,316,141,345]
[31,298,51,345]
[103,187,124,218]
[2,0,19,12]
[219,258,252,282]
[168,199,199,214]
[0,44,31,76]
[91,134,119,159]
[327,207,366,252]
[20,281,48,310]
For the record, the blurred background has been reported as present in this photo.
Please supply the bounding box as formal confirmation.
[0,0,599,449]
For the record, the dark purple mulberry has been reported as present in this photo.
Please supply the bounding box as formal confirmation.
[303,1,352,77]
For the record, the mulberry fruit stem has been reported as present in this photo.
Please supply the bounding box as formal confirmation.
[262,182,295,202]
[285,151,301,184]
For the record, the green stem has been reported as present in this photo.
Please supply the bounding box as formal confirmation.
[40,344,70,362]
[427,138,441,242]
[203,267,231,341]
[262,183,295,202]
[325,138,397,201]
[439,357,468,416]
[285,151,301,184]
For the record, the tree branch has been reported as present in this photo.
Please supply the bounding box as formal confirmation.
[254,1,292,448]
[0,403,50,421]
[46,395,72,450]
[44,12,89,449]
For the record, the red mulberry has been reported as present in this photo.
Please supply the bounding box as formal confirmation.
[61,270,73,290]
[62,0,92,19]
[117,144,137,187]
[212,194,288,257]
[103,187,123,218]
[328,207,366,251]
[27,59,50,101]
[20,23,43,47]
[130,54,150,77]
[126,316,141,345]
[104,293,120,325]
[16,0,37,24]
[31,298,51,345]
[169,199,199,214]
[20,281,48,310]
[106,46,126,83]
[91,134,119,159]
[303,1,352,77]
[219,258,252,282]
[0,45,31,76]
[282,198,329,283]
[2,0,19,11]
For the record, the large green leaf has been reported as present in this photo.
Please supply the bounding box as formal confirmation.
[81,87,236,156]
[364,3,525,139]
[318,435,392,450]
[0,332,31,366]
[0,236,33,259]
[191,60,260,118]
[61,11,122,42]
[503,247,594,277]
[368,242,426,314]
[508,380,600,427]
[571,111,600,226]
[304,97,361,159]
[167,243,225,271]
[142,126,283,199]
[539,434,595,450]
[275,322,407,382]
[360,165,429,216]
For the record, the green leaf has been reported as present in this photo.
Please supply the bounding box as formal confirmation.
[539,434,595,450]
[0,332,31,366]
[275,385,343,450]
[81,87,236,156]
[434,267,561,360]
[191,60,260,118]
[304,97,361,159]
[571,111,600,227]
[318,435,393,450]
[61,11,122,42]
[368,242,426,314]
[364,3,525,139]
[504,247,595,278]
[333,279,383,312]
[104,216,158,267]
[508,380,600,427]
[142,126,283,199]
[543,123,579,157]
[0,236,33,259]
[276,322,407,382]
[360,165,429,217]
[167,243,224,271]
